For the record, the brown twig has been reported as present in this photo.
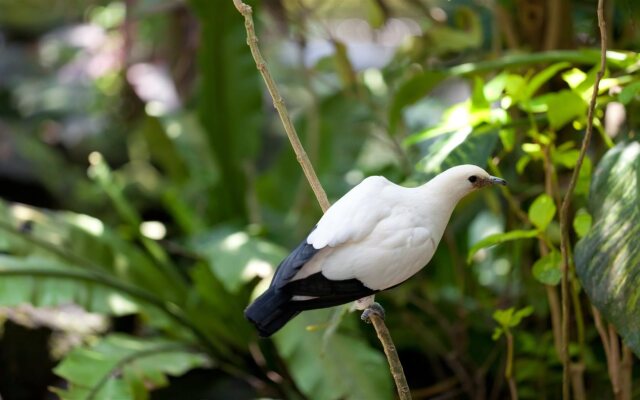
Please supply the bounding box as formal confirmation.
[231,1,411,397]
[558,1,607,399]
[232,0,330,213]
[370,314,412,399]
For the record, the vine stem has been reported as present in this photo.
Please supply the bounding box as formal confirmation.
[231,1,411,398]
[558,1,607,398]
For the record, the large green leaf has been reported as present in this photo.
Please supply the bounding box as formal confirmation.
[273,309,393,400]
[0,254,138,315]
[189,227,286,292]
[53,334,208,400]
[575,142,640,355]
[0,200,246,358]
[188,0,263,222]
[0,200,187,304]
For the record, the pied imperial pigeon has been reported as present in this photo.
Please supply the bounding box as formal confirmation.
[245,165,506,337]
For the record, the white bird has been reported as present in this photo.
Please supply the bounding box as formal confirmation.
[245,165,506,337]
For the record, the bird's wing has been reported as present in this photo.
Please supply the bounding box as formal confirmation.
[306,176,395,248]
[271,176,395,289]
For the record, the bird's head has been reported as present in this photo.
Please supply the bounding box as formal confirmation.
[429,165,507,200]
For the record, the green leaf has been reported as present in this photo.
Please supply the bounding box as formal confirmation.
[189,0,263,222]
[552,149,580,168]
[388,71,446,135]
[365,0,385,28]
[575,156,592,196]
[573,209,592,238]
[54,334,208,400]
[493,306,534,330]
[516,155,531,174]
[619,81,640,104]
[468,230,539,263]
[545,90,587,130]
[418,131,499,177]
[493,307,515,327]
[189,227,287,292]
[575,142,640,356]
[528,194,557,231]
[532,251,562,285]
[499,129,516,152]
[511,306,534,326]
[524,62,571,100]
[273,309,393,400]
[505,74,527,103]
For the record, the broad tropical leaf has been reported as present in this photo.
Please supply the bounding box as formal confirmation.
[53,334,209,400]
[273,309,393,400]
[575,142,640,355]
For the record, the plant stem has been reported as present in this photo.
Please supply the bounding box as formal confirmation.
[231,0,330,213]
[370,314,411,400]
[558,1,607,399]
[505,331,518,400]
[231,1,411,397]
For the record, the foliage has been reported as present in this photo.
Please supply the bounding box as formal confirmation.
[575,142,640,355]
[1,0,640,398]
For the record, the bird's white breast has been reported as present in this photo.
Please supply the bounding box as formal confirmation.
[303,205,438,290]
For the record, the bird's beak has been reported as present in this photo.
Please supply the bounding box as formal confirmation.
[489,176,507,186]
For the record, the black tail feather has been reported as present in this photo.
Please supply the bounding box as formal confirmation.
[244,288,299,337]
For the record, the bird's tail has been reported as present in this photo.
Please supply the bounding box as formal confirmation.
[244,288,299,337]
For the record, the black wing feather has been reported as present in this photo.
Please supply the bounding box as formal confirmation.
[271,232,320,289]
[282,272,377,311]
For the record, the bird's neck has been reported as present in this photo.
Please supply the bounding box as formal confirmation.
[419,173,471,205]
[411,176,471,237]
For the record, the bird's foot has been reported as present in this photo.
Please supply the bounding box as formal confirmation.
[360,302,385,324]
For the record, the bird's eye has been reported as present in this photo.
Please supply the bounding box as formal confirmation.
[468,175,478,183]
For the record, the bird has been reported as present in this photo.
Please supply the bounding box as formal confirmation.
[245,164,506,337]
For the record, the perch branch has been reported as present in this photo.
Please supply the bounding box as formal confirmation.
[232,0,329,213]
[558,1,607,399]
[231,1,410,398]
[370,314,411,400]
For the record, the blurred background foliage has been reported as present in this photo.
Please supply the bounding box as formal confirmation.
[0,0,640,399]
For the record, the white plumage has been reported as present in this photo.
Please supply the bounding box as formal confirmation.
[245,164,506,337]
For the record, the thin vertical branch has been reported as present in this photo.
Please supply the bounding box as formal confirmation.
[231,1,410,398]
[232,0,330,213]
[505,331,518,400]
[609,324,622,398]
[558,1,607,398]
[621,344,633,400]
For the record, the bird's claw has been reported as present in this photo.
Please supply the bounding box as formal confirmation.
[360,302,385,324]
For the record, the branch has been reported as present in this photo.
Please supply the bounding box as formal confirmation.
[231,0,329,213]
[558,1,607,398]
[370,314,411,399]
[231,1,410,397]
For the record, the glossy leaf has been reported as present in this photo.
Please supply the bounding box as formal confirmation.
[54,334,208,400]
[467,230,539,263]
[524,62,570,100]
[573,209,592,238]
[545,90,587,129]
[532,251,562,285]
[528,194,556,231]
[575,142,640,356]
